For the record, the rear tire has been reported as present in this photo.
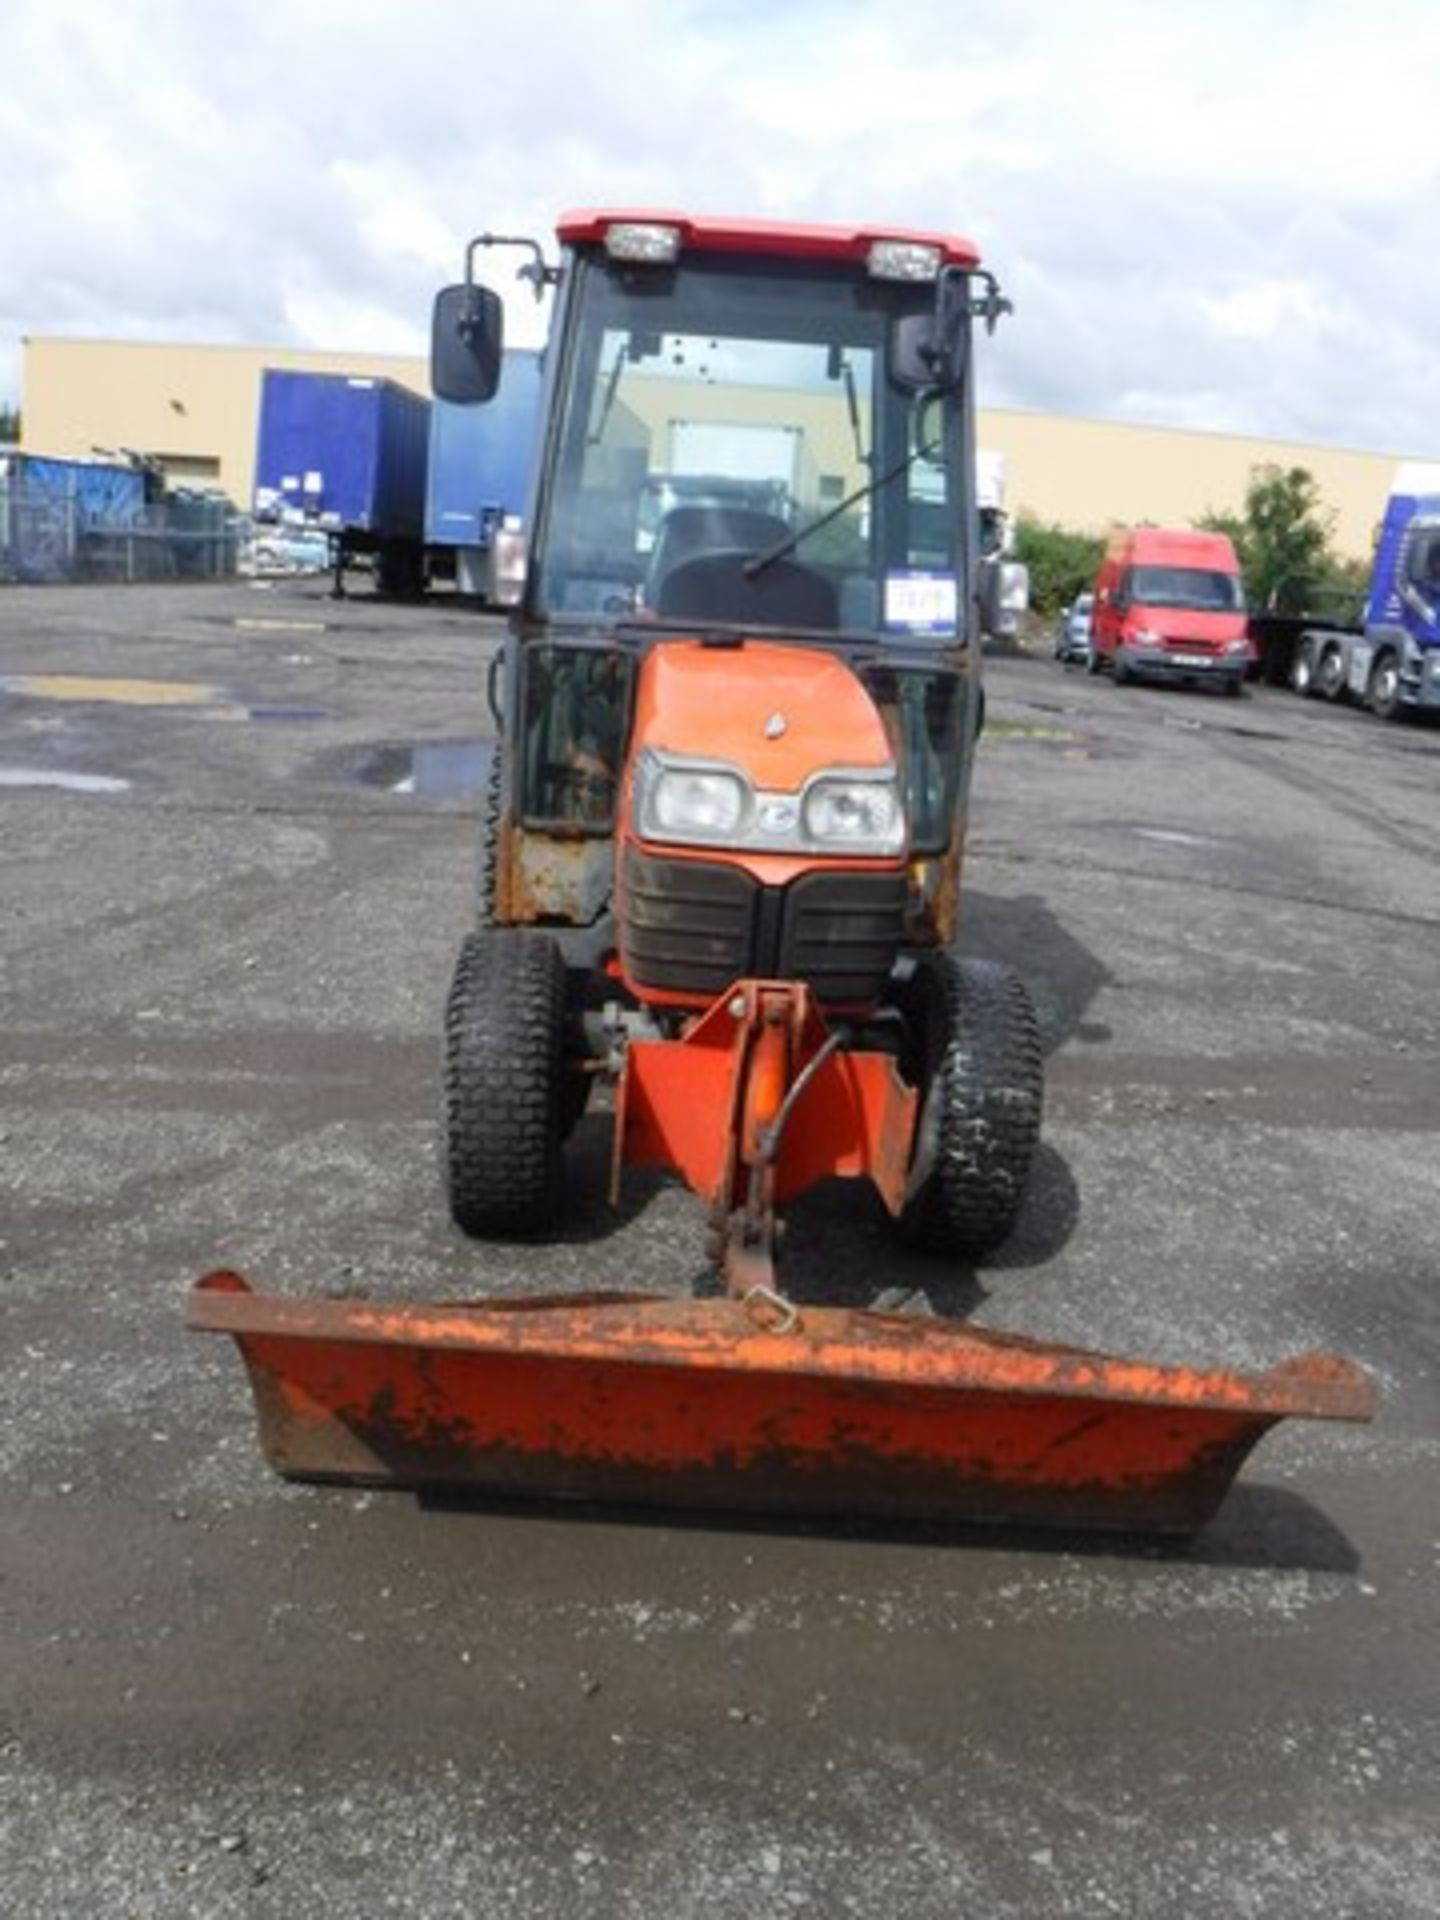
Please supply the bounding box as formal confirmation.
[1290,644,1316,696]
[1113,654,1133,686]
[442,929,567,1236]
[1316,645,1345,700]
[895,955,1044,1260]
[476,744,504,923]
[471,751,593,1138]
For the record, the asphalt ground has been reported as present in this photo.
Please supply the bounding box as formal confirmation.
[2,580,1437,1917]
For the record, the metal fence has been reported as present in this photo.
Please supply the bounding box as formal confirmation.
[0,481,241,584]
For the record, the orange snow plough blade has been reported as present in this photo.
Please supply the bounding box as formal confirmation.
[189,1271,1374,1535]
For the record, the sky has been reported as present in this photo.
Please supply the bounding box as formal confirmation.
[3,0,1438,457]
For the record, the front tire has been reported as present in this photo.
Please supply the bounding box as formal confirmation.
[895,955,1044,1260]
[442,929,567,1236]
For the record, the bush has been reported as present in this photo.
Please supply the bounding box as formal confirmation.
[1012,516,1107,618]
[1198,465,1339,614]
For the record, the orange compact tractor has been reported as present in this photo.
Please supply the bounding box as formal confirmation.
[191,212,1372,1532]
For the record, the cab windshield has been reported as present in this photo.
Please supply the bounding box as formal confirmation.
[1129,565,1245,612]
[534,252,966,643]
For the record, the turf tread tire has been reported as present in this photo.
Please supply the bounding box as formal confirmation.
[476,744,503,923]
[897,954,1044,1259]
[442,929,566,1237]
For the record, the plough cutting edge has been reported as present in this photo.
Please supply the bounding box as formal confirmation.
[189,1271,1375,1536]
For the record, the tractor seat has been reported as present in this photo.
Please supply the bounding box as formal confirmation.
[646,504,793,597]
[654,550,839,629]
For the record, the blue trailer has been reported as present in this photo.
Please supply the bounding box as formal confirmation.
[424,350,542,605]
[253,370,431,592]
[1290,463,1440,719]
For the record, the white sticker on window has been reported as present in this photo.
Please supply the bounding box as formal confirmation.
[884,569,958,635]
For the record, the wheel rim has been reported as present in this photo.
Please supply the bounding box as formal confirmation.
[1372,661,1398,711]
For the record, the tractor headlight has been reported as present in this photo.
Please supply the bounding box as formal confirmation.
[801,775,903,853]
[636,752,752,843]
[635,751,903,857]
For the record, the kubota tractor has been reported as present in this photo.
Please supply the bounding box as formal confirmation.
[190,212,1371,1533]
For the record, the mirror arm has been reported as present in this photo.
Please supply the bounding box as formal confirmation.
[465,232,560,301]
[968,269,1014,336]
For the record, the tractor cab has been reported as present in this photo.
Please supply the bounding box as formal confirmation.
[433,212,1006,957]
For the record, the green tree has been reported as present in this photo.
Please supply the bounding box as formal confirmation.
[1012,515,1107,618]
[0,403,19,443]
[1199,464,1335,614]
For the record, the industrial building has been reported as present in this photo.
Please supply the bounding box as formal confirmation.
[20,333,1410,559]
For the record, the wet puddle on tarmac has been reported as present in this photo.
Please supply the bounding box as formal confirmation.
[1132,825,1219,849]
[352,740,492,797]
[0,767,131,794]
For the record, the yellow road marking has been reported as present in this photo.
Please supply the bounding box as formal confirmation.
[10,675,223,707]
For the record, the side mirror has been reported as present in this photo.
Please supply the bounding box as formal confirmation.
[890,270,974,392]
[977,558,1029,640]
[431,283,503,403]
[889,313,938,391]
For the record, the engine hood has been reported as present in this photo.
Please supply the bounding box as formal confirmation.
[631,639,892,786]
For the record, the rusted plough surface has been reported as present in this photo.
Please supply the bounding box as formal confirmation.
[189,1271,1374,1536]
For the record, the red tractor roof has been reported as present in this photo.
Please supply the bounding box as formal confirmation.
[556,208,982,269]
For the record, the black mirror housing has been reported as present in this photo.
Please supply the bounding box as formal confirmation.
[889,271,972,393]
[889,312,938,391]
[432,283,504,403]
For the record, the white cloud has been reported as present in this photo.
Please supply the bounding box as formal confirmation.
[2,0,1438,459]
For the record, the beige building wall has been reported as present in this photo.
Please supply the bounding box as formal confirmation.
[21,334,1406,557]
[982,406,1398,560]
[21,337,428,505]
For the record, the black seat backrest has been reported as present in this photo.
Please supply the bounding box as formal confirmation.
[654,549,839,630]
[646,504,792,600]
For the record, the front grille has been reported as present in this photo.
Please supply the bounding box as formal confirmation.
[621,846,757,996]
[621,846,905,1004]
[778,869,907,1003]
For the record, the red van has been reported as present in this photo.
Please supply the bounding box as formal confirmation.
[1090,527,1252,695]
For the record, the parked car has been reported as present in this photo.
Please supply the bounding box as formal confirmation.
[1089,527,1251,694]
[1054,591,1094,664]
[246,524,333,575]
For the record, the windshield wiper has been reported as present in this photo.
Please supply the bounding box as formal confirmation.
[587,342,626,448]
[742,430,941,582]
